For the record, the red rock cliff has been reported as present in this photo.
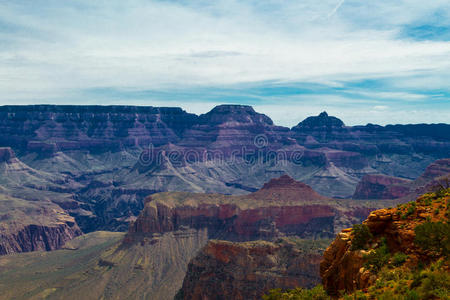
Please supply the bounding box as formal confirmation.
[176,238,325,300]
[125,175,370,242]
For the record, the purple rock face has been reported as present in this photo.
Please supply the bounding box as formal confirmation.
[0,222,82,255]
[0,104,448,235]
[294,111,345,130]
[0,105,199,151]
[353,174,412,199]
[198,104,274,126]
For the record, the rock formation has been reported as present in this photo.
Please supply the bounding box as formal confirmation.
[353,158,450,201]
[320,189,450,295]
[120,175,379,299]
[126,175,378,242]
[0,104,448,233]
[0,222,81,255]
[353,174,412,199]
[176,238,325,300]
[0,193,82,255]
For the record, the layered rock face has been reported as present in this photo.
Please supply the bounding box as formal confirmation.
[176,239,324,300]
[0,193,82,255]
[181,104,292,150]
[126,175,377,241]
[414,158,450,185]
[320,190,450,295]
[353,174,412,199]
[0,222,81,255]
[0,104,448,234]
[353,158,450,201]
[0,147,82,255]
[0,105,198,151]
[123,175,377,298]
[292,112,449,179]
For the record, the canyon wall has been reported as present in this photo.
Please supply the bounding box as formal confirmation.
[176,239,325,300]
[0,104,448,245]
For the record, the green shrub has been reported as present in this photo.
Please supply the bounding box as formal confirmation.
[434,183,450,198]
[351,224,373,250]
[415,268,450,299]
[391,252,408,267]
[405,290,420,300]
[414,221,450,256]
[343,291,367,300]
[422,197,432,206]
[364,239,390,273]
[262,285,329,300]
[405,205,415,217]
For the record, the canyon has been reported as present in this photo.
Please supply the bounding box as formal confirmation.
[125,175,382,242]
[0,101,446,299]
[175,187,450,299]
[0,104,448,241]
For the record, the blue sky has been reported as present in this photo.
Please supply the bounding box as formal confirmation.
[0,0,450,126]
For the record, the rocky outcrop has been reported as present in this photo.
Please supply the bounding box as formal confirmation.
[0,188,82,255]
[176,238,325,300]
[122,175,377,299]
[292,112,449,159]
[415,158,450,185]
[179,104,293,154]
[351,158,450,202]
[125,175,373,241]
[320,191,450,295]
[293,111,345,131]
[353,174,412,199]
[0,222,81,255]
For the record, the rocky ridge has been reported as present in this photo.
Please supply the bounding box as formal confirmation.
[125,175,379,242]
[0,104,449,235]
[0,193,82,255]
[352,174,412,199]
[320,188,450,296]
[353,158,450,200]
[0,147,82,255]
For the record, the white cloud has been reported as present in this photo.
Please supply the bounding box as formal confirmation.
[0,0,449,125]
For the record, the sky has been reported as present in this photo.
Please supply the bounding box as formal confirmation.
[0,0,450,126]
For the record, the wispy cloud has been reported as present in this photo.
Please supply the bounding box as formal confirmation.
[327,0,345,18]
[0,0,449,125]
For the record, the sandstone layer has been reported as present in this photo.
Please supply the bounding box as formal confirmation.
[126,175,379,242]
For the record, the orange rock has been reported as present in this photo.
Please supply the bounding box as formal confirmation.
[320,192,449,295]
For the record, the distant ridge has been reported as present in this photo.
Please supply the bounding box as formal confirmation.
[0,104,448,233]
